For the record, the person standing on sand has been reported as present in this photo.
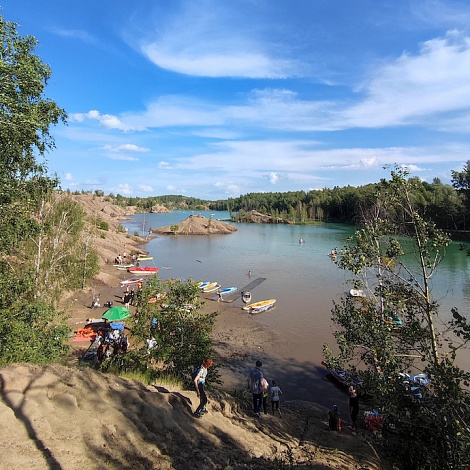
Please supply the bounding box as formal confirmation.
[328,404,341,432]
[193,359,213,418]
[348,385,359,435]
[247,360,264,417]
[270,379,282,416]
[261,377,269,414]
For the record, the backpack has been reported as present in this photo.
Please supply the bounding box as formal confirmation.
[191,366,201,381]
[261,378,269,391]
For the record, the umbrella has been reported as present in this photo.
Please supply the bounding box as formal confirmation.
[102,306,131,321]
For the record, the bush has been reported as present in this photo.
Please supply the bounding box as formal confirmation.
[99,221,109,231]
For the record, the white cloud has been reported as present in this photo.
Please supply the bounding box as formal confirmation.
[108,155,139,161]
[269,172,279,184]
[137,4,296,78]
[69,110,146,132]
[158,161,172,169]
[360,156,379,169]
[102,144,150,152]
[214,181,240,195]
[342,32,470,129]
[401,164,425,172]
[116,183,132,195]
[142,43,292,78]
[65,172,73,181]
[166,185,176,191]
[51,28,95,43]
[138,184,153,192]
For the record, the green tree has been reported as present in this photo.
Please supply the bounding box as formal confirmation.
[0,15,70,365]
[451,160,470,229]
[115,277,218,385]
[324,167,470,469]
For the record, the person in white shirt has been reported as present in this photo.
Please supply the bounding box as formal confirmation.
[270,379,282,416]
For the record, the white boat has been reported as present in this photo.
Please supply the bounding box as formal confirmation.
[349,289,365,297]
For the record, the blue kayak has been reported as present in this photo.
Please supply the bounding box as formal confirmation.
[220,286,237,295]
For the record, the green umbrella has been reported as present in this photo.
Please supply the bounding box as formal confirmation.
[102,306,131,321]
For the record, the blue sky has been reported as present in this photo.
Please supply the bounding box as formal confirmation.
[4,0,470,200]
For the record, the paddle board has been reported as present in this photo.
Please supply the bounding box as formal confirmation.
[220,286,237,295]
[202,282,218,292]
[120,277,144,286]
[203,283,221,293]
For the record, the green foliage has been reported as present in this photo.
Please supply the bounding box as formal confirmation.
[0,301,70,366]
[98,220,109,231]
[325,167,470,469]
[0,15,80,365]
[116,278,219,387]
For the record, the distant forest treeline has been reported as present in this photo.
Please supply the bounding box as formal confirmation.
[71,163,470,233]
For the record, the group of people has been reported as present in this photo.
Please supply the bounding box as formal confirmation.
[247,360,282,417]
[96,327,129,362]
[328,385,360,435]
[192,359,283,419]
[192,358,361,435]
[122,288,136,308]
[114,252,140,265]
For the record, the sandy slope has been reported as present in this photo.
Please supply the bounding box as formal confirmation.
[0,363,385,470]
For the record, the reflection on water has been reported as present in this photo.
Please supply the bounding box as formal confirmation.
[122,211,470,364]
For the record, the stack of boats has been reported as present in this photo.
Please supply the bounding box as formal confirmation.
[197,281,221,293]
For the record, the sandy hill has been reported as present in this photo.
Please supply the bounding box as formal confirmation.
[0,363,386,470]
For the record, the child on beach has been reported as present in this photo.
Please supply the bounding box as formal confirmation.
[270,380,282,416]
[261,378,269,414]
[328,404,342,432]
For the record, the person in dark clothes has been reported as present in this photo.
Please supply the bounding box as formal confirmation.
[349,385,360,435]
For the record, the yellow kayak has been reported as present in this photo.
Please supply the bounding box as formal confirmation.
[202,282,219,292]
[243,299,276,312]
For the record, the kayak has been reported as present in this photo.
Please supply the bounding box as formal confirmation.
[220,286,237,295]
[243,299,276,312]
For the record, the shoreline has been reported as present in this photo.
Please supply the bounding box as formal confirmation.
[65,227,350,412]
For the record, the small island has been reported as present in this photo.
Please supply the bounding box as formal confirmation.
[153,214,237,235]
